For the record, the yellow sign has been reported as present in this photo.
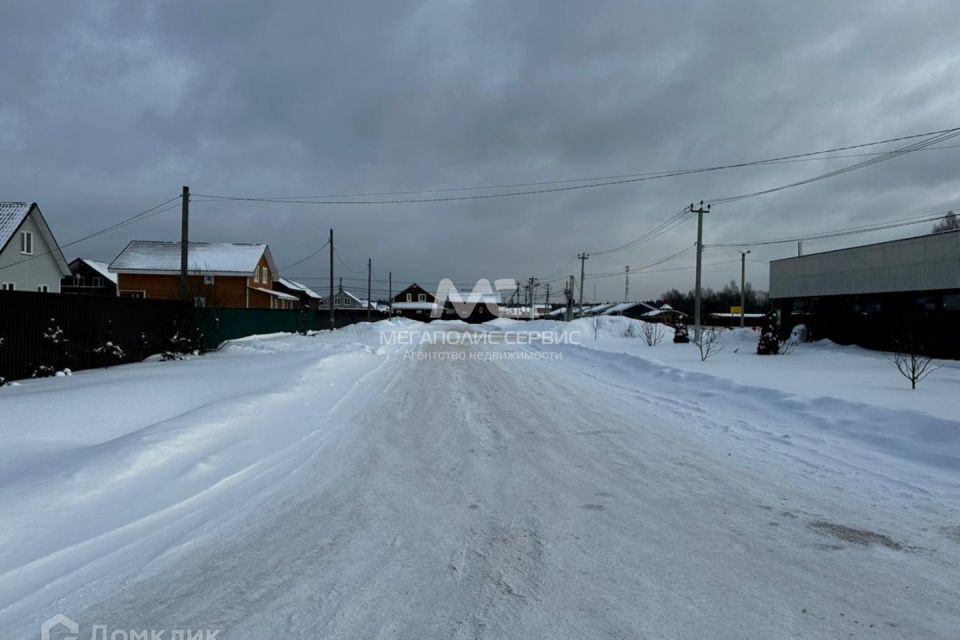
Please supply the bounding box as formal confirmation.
[730,306,743,315]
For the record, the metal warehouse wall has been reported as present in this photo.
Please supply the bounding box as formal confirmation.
[769,230,960,299]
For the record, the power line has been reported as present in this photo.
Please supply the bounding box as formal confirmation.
[279,240,330,271]
[706,208,959,248]
[707,129,960,206]
[0,195,181,273]
[189,126,960,206]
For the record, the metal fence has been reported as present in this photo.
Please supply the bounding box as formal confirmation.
[0,290,190,381]
[0,292,388,382]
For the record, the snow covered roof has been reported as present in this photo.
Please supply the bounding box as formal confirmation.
[110,241,276,276]
[601,301,658,315]
[584,303,616,315]
[0,202,31,251]
[248,286,298,301]
[0,201,70,275]
[75,258,118,284]
[277,277,322,300]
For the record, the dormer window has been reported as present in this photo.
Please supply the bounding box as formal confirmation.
[20,231,33,255]
[406,293,412,301]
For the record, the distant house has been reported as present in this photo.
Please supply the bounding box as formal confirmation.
[642,303,687,324]
[275,277,323,310]
[391,283,437,320]
[108,240,298,309]
[61,258,118,296]
[0,202,70,293]
[601,301,659,320]
[321,281,368,310]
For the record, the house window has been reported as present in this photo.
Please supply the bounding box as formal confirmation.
[418,293,426,302]
[253,269,259,284]
[406,293,412,301]
[1,283,14,291]
[120,290,145,298]
[204,275,215,285]
[74,275,84,286]
[37,285,49,293]
[92,277,104,288]
[194,295,206,307]
[20,231,33,255]
[261,267,269,284]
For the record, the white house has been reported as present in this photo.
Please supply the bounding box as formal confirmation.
[0,202,70,293]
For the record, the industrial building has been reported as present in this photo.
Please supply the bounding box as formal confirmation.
[769,229,960,358]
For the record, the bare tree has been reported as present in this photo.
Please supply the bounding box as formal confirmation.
[888,314,938,389]
[640,321,664,346]
[591,316,602,341]
[694,326,724,361]
[932,210,959,234]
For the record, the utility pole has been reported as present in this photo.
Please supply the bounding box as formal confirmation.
[691,201,710,342]
[388,271,393,319]
[564,275,575,321]
[514,281,521,311]
[624,265,629,302]
[328,229,335,331]
[740,250,751,328]
[528,276,539,319]
[544,283,551,308]
[577,252,589,316]
[797,241,803,257]
[367,258,372,323]
[179,186,189,301]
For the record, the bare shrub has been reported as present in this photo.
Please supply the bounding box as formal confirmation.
[591,316,601,341]
[888,313,939,390]
[640,321,664,346]
[694,326,724,361]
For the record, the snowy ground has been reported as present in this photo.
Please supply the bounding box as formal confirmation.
[1,318,958,639]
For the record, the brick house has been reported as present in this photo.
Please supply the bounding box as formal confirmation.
[108,240,298,309]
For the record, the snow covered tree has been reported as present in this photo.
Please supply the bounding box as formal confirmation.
[672,321,690,343]
[34,318,69,377]
[93,341,125,366]
[757,311,780,355]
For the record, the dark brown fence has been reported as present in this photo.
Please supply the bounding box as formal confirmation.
[0,290,190,381]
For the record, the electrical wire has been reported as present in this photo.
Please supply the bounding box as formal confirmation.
[189,127,960,206]
[707,208,959,248]
[279,240,330,271]
[0,195,182,273]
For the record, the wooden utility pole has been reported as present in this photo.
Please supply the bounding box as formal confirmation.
[367,258,372,323]
[544,283,551,307]
[624,265,630,302]
[740,250,751,328]
[564,275,575,321]
[528,276,538,319]
[179,186,189,301]
[328,229,335,331]
[577,252,589,316]
[388,271,393,319]
[691,201,710,342]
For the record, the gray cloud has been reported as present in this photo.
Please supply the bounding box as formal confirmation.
[2,0,959,300]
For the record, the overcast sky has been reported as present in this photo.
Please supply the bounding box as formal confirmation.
[2,1,959,302]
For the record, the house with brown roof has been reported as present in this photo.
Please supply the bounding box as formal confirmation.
[0,202,71,293]
[108,240,298,309]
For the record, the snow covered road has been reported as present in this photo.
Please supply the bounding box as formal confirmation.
[4,323,959,639]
